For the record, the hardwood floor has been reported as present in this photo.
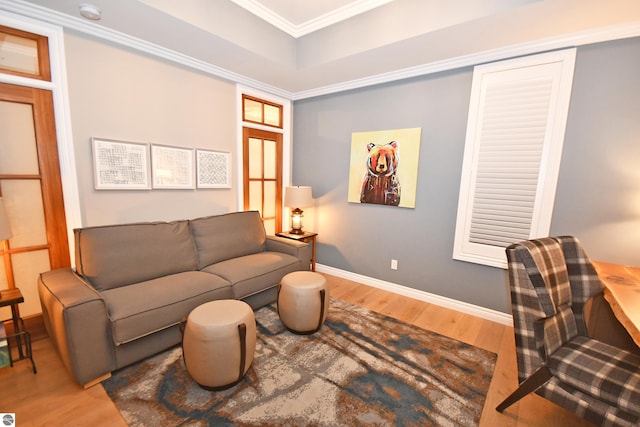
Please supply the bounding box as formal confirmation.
[0,274,593,426]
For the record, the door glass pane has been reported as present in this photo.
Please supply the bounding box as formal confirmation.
[0,30,39,75]
[263,218,275,236]
[264,181,276,217]
[0,262,7,289]
[1,180,47,247]
[249,181,262,213]
[244,98,262,123]
[12,249,50,316]
[248,138,262,179]
[264,139,276,179]
[264,104,281,127]
[0,101,39,174]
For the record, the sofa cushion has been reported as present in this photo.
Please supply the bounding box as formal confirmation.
[75,220,197,291]
[202,251,301,299]
[101,271,232,345]
[190,211,266,269]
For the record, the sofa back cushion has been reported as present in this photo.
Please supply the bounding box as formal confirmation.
[190,211,266,269]
[75,220,197,291]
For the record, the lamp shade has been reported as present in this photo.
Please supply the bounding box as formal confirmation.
[284,186,312,208]
[0,198,13,241]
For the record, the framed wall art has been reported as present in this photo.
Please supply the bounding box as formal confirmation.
[151,144,195,189]
[347,127,422,208]
[196,149,231,188]
[91,138,150,190]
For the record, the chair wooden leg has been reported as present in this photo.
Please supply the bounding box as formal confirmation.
[496,366,552,412]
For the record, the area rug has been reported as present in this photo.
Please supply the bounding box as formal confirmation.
[103,298,496,426]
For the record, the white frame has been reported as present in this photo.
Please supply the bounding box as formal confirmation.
[151,144,195,189]
[91,138,150,190]
[453,49,576,268]
[196,149,231,188]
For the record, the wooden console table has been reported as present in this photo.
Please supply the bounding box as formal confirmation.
[0,288,37,373]
[592,261,640,348]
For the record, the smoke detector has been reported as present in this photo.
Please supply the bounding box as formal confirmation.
[79,4,102,20]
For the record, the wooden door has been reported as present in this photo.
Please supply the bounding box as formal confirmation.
[0,83,70,318]
[242,127,283,235]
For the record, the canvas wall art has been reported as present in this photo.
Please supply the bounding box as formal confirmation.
[347,127,421,208]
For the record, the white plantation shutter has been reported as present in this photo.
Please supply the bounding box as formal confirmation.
[453,49,576,268]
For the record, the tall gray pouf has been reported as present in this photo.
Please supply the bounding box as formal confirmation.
[278,271,329,334]
[182,299,256,390]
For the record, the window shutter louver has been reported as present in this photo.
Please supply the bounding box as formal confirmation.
[469,77,552,247]
[453,49,576,268]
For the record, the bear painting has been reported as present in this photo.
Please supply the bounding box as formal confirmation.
[348,127,421,209]
[360,141,401,206]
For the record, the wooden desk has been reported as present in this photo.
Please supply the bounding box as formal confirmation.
[592,262,640,348]
[276,231,317,271]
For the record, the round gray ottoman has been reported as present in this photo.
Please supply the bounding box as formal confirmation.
[182,299,256,390]
[278,271,329,334]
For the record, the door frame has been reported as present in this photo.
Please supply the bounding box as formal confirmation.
[236,85,292,230]
[0,12,82,264]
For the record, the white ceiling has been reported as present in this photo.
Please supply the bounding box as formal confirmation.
[4,0,640,97]
[229,0,393,37]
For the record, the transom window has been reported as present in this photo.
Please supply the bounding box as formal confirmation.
[0,25,51,81]
[242,94,282,129]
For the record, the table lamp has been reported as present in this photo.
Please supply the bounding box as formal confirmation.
[284,186,312,235]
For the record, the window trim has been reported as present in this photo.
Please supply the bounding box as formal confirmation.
[453,49,576,268]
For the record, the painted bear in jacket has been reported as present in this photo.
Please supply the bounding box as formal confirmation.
[360,141,400,206]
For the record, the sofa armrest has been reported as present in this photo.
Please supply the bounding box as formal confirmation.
[38,268,115,386]
[266,236,311,266]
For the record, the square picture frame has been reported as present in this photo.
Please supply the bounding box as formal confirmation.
[91,138,151,190]
[151,144,195,189]
[347,127,422,208]
[196,149,231,188]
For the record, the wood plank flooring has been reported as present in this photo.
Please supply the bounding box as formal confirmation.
[0,274,593,426]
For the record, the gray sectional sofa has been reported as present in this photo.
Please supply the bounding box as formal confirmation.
[37,211,311,386]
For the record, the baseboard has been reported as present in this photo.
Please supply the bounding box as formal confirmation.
[316,264,513,326]
[3,314,48,342]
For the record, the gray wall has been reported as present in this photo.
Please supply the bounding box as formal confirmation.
[292,37,640,313]
[64,32,239,226]
[552,38,640,262]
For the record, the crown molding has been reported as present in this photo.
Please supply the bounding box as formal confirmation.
[291,20,640,100]
[0,0,295,99]
[2,0,639,101]
[229,0,392,38]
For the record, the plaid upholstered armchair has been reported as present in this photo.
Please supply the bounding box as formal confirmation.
[496,236,640,426]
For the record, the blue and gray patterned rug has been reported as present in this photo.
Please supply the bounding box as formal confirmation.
[103,298,496,426]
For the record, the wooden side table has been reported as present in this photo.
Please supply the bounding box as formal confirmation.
[0,288,37,373]
[276,231,318,271]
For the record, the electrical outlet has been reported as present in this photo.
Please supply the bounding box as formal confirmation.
[391,259,398,270]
